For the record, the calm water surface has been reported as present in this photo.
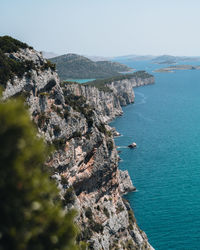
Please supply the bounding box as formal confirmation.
[110,60,200,250]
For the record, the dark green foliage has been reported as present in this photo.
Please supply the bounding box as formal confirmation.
[97,123,107,134]
[53,125,61,136]
[52,137,66,150]
[128,209,136,225]
[37,112,49,129]
[87,118,93,128]
[107,140,114,151]
[41,60,56,71]
[72,131,82,138]
[60,175,69,187]
[84,71,153,92]
[84,81,112,92]
[125,239,134,249]
[96,205,100,211]
[116,203,125,213]
[0,50,36,87]
[78,228,92,242]
[49,53,131,80]
[85,207,93,220]
[0,35,31,53]
[0,98,78,250]
[103,207,110,218]
[106,130,112,137]
[89,220,103,233]
[51,104,64,118]
[64,93,94,127]
[63,187,76,205]
[0,36,36,87]
[64,109,70,120]
[0,36,56,87]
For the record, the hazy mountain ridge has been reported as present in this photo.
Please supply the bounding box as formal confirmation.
[152,55,200,64]
[49,53,133,80]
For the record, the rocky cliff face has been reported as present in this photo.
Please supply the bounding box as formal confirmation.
[2,46,154,250]
[62,74,154,123]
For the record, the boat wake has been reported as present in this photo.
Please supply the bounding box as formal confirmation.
[132,111,154,122]
[134,91,147,105]
[117,146,128,149]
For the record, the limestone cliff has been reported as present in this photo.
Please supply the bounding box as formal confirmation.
[1,42,154,250]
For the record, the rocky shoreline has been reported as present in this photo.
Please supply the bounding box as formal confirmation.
[2,45,155,249]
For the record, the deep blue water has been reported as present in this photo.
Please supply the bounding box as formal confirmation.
[110,60,200,250]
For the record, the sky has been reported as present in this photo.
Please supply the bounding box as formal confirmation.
[1,0,200,57]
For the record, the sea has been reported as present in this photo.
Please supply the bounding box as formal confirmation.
[110,59,200,250]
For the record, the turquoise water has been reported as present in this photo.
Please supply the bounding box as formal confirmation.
[110,60,200,249]
[65,79,95,83]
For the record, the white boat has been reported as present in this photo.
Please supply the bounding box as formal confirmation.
[128,142,137,148]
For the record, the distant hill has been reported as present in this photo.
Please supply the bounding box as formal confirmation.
[86,55,112,62]
[152,55,200,64]
[49,53,133,80]
[113,55,155,61]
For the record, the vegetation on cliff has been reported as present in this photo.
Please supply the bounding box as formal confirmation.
[0,36,55,87]
[0,97,79,250]
[0,36,31,53]
[83,70,153,92]
[49,53,132,80]
[0,50,34,87]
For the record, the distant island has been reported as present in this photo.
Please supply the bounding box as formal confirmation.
[49,53,134,80]
[152,55,200,64]
[155,65,200,73]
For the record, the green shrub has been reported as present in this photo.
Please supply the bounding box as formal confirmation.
[0,50,36,87]
[78,227,92,242]
[125,239,134,250]
[107,140,114,151]
[0,35,31,53]
[51,104,63,118]
[64,109,70,120]
[41,60,56,71]
[116,203,124,213]
[52,138,66,150]
[85,207,93,220]
[97,123,107,134]
[60,175,68,186]
[53,125,61,136]
[128,209,136,224]
[37,112,49,129]
[63,187,76,205]
[89,220,103,233]
[64,93,94,127]
[72,131,82,138]
[103,207,109,218]
[0,97,78,249]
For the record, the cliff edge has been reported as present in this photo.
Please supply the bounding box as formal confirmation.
[1,36,155,250]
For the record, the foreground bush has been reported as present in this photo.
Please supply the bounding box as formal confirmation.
[0,98,79,250]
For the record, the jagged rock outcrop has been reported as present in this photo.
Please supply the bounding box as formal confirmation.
[1,43,154,250]
[61,73,154,123]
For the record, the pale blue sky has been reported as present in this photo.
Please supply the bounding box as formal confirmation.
[1,0,200,56]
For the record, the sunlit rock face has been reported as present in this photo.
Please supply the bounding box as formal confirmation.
[2,46,154,250]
